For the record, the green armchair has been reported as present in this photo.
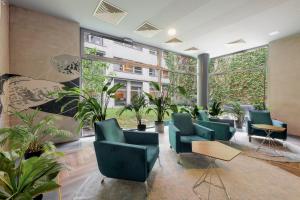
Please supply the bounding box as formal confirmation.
[197,111,236,141]
[94,118,159,183]
[247,110,287,142]
[169,113,215,154]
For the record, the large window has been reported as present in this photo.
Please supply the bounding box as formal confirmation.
[81,29,197,130]
[131,81,143,97]
[162,51,197,104]
[209,47,267,105]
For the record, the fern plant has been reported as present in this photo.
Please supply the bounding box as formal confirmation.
[0,109,70,154]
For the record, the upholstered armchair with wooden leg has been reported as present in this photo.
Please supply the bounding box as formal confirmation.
[93,118,159,192]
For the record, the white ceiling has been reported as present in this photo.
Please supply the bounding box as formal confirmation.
[8,0,300,57]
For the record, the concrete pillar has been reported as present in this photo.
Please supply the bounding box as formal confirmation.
[197,53,210,109]
[126,81,131,105]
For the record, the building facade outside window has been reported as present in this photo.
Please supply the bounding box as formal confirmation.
[149,68,157,77]
[130,81,143,98]
[114,79,127,106]
[133,66,142,75]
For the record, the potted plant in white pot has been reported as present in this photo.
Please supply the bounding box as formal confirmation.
[119,93,147,131]
[228,102,245,129]
[145,82,179,133]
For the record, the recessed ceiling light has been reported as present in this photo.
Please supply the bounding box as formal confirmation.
[269,31,280,36]
[167,28,177,36]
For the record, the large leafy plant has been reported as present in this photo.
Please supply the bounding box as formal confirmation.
[56,80,123,128]
[0,109,70,153]
[119,93,147,126]
[0,150,63,200]
[145,82,182,122]
[209,100,223,117]
[228,102,245,128]
[180,104,203,120]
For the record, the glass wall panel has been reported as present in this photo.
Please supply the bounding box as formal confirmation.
[208,47,267,106]
[162,51,197,105]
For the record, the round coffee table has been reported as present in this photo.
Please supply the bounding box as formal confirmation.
[252,124,286,156]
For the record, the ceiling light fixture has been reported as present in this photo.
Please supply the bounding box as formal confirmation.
[167,28,177,36]
[269,30,280,36]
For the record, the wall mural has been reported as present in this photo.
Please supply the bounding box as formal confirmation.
[0,54,81,120]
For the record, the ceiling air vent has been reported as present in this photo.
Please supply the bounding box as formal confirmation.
[93,0,127,25]
[135,22,161,38]
[185,47,199,51]
[165,37,183,44]
[225,39,246,47]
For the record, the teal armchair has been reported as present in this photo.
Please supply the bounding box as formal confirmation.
[197,111,236,141]
[94,118,159,182]
[247,110,287,142]
[169,113,215,154]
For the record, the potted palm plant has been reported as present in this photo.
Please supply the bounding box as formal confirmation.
[0,149,63,200]
[119,93,147,131]
[0,109,70,158]
[228,102,245,129]
[0,109,67,200]
[145,82,174,133]
[55,79,123,129]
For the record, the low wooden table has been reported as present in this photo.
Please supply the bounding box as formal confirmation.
[192,141,241,200]
[252,124,286,156]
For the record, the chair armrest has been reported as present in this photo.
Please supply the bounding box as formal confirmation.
[93,141,148,181]
[194,123,215,141]
[168,122,181,153]
[198,121,230,140]
[123,130,159,145]
[209,118,234,127]
[272,120,287,128]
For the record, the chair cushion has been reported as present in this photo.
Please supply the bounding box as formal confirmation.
[180,135,207,143]
[95,119,126,143]
[198,111,209,121]
[172,113,194,135]
[250,111,273,125]
[144,145,159,171]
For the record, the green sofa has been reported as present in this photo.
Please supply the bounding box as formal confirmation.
[197,111,236,141]
[169,113,215,154]
[94,118,159,182]
[247,110,287,142]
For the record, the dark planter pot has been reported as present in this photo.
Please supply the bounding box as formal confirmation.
[24,150,43,160]
[24,150,44,200]
[137,124,146,131]
[235,119,244,129]
[155,121,164,133]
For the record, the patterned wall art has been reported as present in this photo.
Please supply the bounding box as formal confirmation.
[0,54,81,119]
